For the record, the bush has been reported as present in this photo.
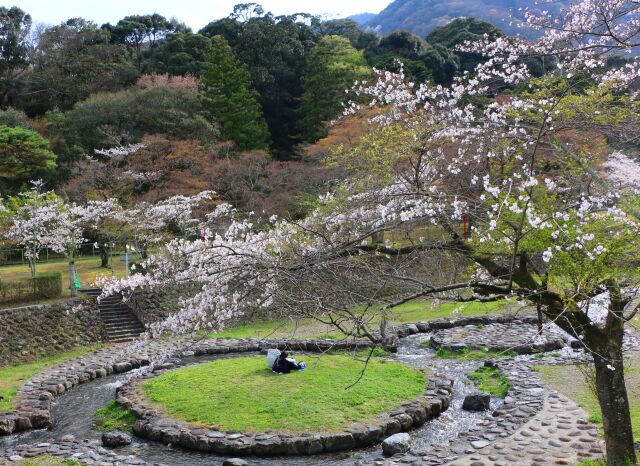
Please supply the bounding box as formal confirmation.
[0,108,32,129]
[31,272,63,299]
[0,272,62,304]
[60,86,219,152]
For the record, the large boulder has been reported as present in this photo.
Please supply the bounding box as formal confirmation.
[102,431,132,447]
[462,393,490,412]
[382,432,411,456]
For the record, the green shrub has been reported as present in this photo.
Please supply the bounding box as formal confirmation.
[0,272,62,304]
[31,273,63,299]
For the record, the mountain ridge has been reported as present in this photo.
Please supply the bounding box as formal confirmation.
[350,0,562,37]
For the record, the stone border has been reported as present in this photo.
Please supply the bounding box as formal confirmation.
[117,362,453,457]
[0,337,375,437]
[0,350,150,436]
[0,311,537,439]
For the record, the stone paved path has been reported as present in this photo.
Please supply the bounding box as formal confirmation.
[430,322,566,355]
[445,391,603,466]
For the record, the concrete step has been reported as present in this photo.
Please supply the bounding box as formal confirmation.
[100,310,134,316]
[110,336,137,343]
[102,315,139,321]
[101,316,138,323]
[107,328,144,337]
[104,323,144,330]
[98,303,123,309]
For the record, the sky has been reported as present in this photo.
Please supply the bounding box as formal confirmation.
[8,1,391,31]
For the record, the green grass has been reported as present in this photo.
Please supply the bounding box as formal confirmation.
[11,455,83,466]
[0,346,101,412]
[93,400,136,432]
[433,346,518,360]
[0,255,129,290]
[209,299,511,341]
[390,299,510,322]
[468,366,510,398]
[537,357,640,439]
[142,355,426,433]
[573,459,637,466]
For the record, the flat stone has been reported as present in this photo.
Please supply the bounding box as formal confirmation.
[471,440,490,449]
[222,459,249,466]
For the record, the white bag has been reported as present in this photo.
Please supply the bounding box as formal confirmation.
[267,349,281,369]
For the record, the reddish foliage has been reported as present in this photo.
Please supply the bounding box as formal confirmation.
[136,73,199,93]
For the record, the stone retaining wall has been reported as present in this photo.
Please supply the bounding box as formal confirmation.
[118,364,453,456]
[0,298,108,366]
[134,284,198,325]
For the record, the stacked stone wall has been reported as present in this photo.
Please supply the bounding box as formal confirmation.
[0,298,107,366]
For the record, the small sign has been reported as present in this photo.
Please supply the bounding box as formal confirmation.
[119,254,133,262]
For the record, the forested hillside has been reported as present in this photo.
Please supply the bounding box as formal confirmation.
[0,3,528,217]
[354,0,566,36]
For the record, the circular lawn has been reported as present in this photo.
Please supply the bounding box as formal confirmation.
[142,355,425,433]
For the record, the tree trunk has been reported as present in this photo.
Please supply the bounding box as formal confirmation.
[536,304,543,333]
[99,243,109,268]
[371,231,384,244]
[592,336,636,466]
[68,260,77,296]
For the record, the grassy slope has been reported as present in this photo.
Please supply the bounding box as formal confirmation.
[0,346,100,412]
[537,349,640,439]
[210,299,511,340]
[0,256,128,289]
[143,355,425,433]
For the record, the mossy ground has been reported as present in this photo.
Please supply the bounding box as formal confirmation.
[432,346,517,360]
[0,346,101,412]
[467,366,510,398]
[93,400,136,432]
[11,456,83,466]
[142,354,425,433]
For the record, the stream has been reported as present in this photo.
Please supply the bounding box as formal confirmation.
[0,334,503,465]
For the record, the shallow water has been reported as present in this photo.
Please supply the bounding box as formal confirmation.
[1,337,504,465]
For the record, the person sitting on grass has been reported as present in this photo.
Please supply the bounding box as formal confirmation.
[272,351,306,374]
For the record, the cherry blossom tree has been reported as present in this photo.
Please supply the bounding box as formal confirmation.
[115,190,215,259]
[4,181,61,278]
[5,184,120,294]
[103,1,640,463]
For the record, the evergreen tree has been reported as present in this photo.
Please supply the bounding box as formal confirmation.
[0,125,56,193]
[300,36,371,142]
[200,36,269,150]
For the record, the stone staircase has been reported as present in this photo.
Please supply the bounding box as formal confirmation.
[81,288,146,343]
